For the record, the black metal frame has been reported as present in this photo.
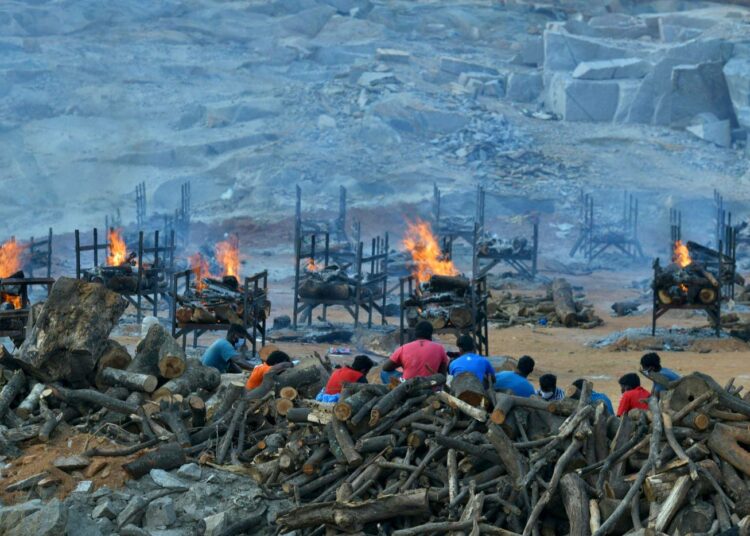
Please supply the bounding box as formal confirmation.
[163,180,191,248]
[0,276,54,345]
[170,269,268,354]
[295,184,351,248]
[136,181,147,228]
[570,191,644,262]
[433,183,482,248]
[398,275,489,356]
[26,228,52,279]
[75,228,176,322]
[292,224,390,329]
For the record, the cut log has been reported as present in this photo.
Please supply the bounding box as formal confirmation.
[429,275,470,293]
[158,399,191,447]
[276,489,431,531]
[157,334,187,379]
[436,391,487,422]
[332,418,363,467]
[15,277,128,385]
[279,387,298,401]
[335,390,374,421]
[50,385,139,415]
[152,359,221,400]
[128,323,168,377]
[449,306,473,329]
[370,375,445,426]
[708,423,750,477]
[0,370,25,420]
[188,395,206,428]
[122,442,187,478]
[16,381,45,419]
[450,372,487,408]
[100,367,158,393]
[552,278,577,327]
[286,407,331,425]
[274,366,323,399]
[95,339,132,376]
[191,307,215,323]
[560,473,590,536]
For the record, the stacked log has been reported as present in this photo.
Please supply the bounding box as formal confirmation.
[404,275,479,330]
[653,257,721,307]
[488,278,602,328]
[175,275,270,327]
[298,264,383,302]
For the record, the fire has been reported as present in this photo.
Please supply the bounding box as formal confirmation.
[216,237,240,279]
[0,239,25,278]
[673,240,692,268]
[402,219,458,284]
[190,253,213,292]
[107,228,128,266]
[306,258,320,272]
[1,292,21,309]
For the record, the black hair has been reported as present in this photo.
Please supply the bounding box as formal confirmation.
[517,355,535,377]
[539,373,557,392]
[414,320,434,340]
[619,373,640,390]
[228,323,249,339]
[456,334,476,353]
[266,350,291,366]
[640,352,661,371]
[572,378,585,391]
[352,355,374,373]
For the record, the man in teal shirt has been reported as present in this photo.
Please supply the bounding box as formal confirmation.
[201,324,254,373]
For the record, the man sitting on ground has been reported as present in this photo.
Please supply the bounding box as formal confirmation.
[536,373,565,401]
[448,335,495,388]
[494,355,535,397]
[617,373,650,416]
[201,324,254,373]
[245,350,292,390]
[571,378,614,415]
[316,355,375,403]
[381,321,449,382]
[640,352,680,395]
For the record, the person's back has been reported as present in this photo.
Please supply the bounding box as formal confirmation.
[246,350,291,389]
[536,373,564,401]
[449,335,494,386]
[617,373,650,416]
[494,371,535,397]
[571,378,614,415]
[640,352,680,394]
[318,355,374,403]
[202,338,235,373]
[391,338,449,379]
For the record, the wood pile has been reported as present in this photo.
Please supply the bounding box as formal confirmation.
[175,275,270,326]
[298,264,383,302]
[653,259,721,308]
[404,275,478,330]
[489,278,602,329]
[476,235,532,258]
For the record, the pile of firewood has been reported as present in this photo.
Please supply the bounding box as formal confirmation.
[653,260,721,307]
[298,264,382,302]
[185,368,750,535]
[403,275,478,330]
[476,235,532,258]
[489,278,602,328]
[175,275,270,325]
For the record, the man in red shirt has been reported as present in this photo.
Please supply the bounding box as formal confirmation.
[316,355,374,403]
[382,321,449,380]
[617,373,650,416]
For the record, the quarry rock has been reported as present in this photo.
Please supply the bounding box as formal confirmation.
[371,94,469,136]
[723,57,750,130]
[586,14,653,40]
[91,500,117,520]
[358,71,398,87]
[506,71,544,103]
[144,497,176,529]
[0,500,43,532]
[202,512,228,536]
[7,498,67,536]
[512,37,544,67]
[280,5,336,38]
[546,74,620,122]
[176,463,202,481]
[687,119,732,148]
[376,48,410,63]
[572,58,650,80]
[150,469,189,489]
[543,25,634,72]
[668,61,735,127]
[440,56,498,76]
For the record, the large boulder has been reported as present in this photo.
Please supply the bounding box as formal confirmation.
[506,71,544,103]
[7,498,67,536]
[572,58,649,80]
[543,24,637,72]
[546,74,621,122]
[724,57,750,131]
[371,94,469,137]
[15,277,127,386]
[668,61,735,127]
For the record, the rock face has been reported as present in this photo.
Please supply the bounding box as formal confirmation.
[572,58,649,80]
[15,278,128,386]
[6,498,67,536]
[724,57,750,131]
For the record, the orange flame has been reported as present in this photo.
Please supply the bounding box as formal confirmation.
[673,240,692,268]
[0,239,25,278]
[1,292,21,309]
[306,258,321,272]
[216,237,240,279]
[190,253,213,293]
[107,228,128,266]
[402,219,458,284]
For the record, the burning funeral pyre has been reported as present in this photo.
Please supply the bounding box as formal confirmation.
[653,241,724,308]
[476,234,532,259]
[175,238,269,326]
[0,238,27,311]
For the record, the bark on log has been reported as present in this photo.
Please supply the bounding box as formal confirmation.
[276,489,431,531]
[370,375,445,426]
[302,444,329,475]
[560,473,590,536]
[708,423,750,477]
[188,395,206,428]
[274,366,323,398]
[654,475,691,533]
[122,442,187,478]
[128,323,168,377]
[355,435,396,454]
[429,275,470,293]
[0,370,25,420]
[287,407,331,425]
[94,339,132,388]
[335,390,374,422]
[451,372,487,408]
[100,367,158,393]
[332,418,363,467]
[16,381,45,419]
[157,334,187,379]
[436,390,488,422]
[487,423,526,487]
[552,278,577,327]
[15,277,128,385]
[449,306,473,329]
[152,358,221,400]
[158,399,191,447]
[51,385,139,415]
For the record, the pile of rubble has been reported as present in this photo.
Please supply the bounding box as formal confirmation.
[488,278,603,328]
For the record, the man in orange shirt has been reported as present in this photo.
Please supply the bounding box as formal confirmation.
[245,350,292,390]
[616,373,650,416]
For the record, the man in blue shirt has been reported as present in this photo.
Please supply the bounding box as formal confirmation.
[640,352,680,395]
[572,378,614,415]
[201,324,254,373]
[449,335,495,388]
[494,355,535,397]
